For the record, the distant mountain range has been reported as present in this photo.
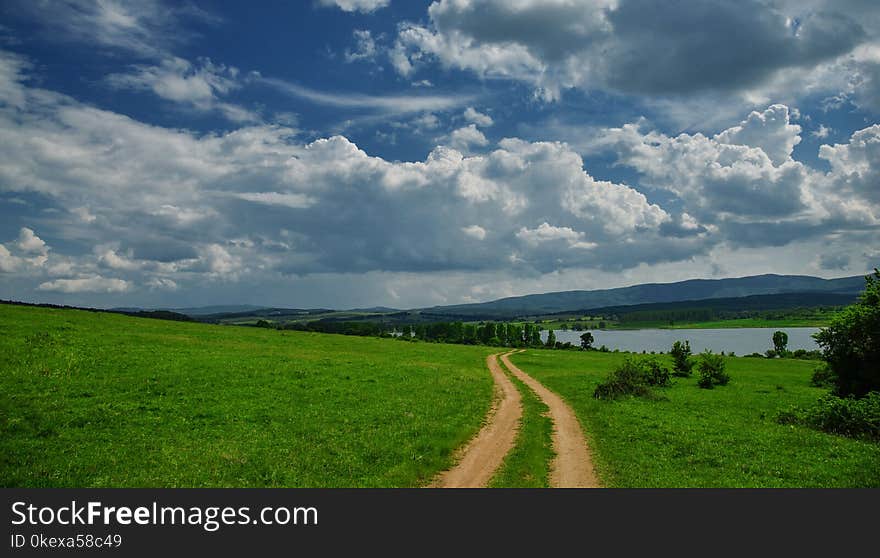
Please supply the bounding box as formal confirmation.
[107,273,867,322]
[420,274,866,319]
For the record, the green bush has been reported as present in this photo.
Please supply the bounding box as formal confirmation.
[642,358,672,387]
[777,393,880,441]
[593,357,671,400]
[670,340,693,377]
[813,269,880,398]
[696,350,729,389]
[810,363,836,388]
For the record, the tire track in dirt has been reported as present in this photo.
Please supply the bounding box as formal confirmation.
[500,351,599,488]
[431,352,522,488]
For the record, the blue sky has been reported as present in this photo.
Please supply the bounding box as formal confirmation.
[0,0,878,309]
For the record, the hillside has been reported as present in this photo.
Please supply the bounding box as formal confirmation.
[422,274,865,319]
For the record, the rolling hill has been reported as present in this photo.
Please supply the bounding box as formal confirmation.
[421,274,865,319]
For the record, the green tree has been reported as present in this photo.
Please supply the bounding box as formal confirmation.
[580,331,594,350]
[546,329,556,348]
[772,331,789,356]
[696,350,729,389]
[670,340,693,377]
[813,269,880,398]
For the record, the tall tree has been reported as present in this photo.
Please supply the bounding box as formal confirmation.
[580,331,594,350]
[546,329,556,348]
[772,331,789,356]
[814,269,880,398]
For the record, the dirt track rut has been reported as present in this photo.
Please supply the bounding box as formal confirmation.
[432,352,522,488]
[500,351,599,488]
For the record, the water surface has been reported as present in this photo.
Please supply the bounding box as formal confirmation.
[543,327,821,355]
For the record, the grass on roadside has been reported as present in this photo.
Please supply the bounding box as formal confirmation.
[509,350,880,487]
[0,304,496,488]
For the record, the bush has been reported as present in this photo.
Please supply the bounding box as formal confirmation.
[813,269,880,398]
[593,357,671,400]
[696,350,729,389]
[642,358,672,387]
[670,340,693,377]
[810,363,836,388]
[777,393,880,441]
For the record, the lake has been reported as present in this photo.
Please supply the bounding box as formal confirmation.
[542,327,822,355]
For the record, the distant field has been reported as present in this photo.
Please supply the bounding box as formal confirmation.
[509,350,880,487]
[0,305,495,487]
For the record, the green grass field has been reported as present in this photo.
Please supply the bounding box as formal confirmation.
[0,304,496,487]
[509,350,880,487]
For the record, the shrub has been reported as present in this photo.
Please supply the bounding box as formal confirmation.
[642,357,672,387]
[777,393,880,441]
[810,363,836,388]
[813,269,880,398]
[696,350,729,389]
[593,357,671,399]
[670,340,693,377]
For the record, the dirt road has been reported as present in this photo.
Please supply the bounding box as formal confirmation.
[431,352,522,488]
[500,351,599,488]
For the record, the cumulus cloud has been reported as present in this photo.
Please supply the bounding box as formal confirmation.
[345,30,378,63]
[317,0,389,13]
[0,53,699,283]
[715,105,801,165]
[391,0,878,107]
[461,225,487,240]
[17,227,48,255]
[0,244,19,273]
[516,223,596,250]
[446,124,489,152]
[596,103,880,249]
[819,124,880,205]
[463,107,493,127]
[1,51,876,305]
[811,124,833,139]
[37,275,131,293]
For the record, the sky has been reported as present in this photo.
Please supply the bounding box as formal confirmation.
[0,0,878,310]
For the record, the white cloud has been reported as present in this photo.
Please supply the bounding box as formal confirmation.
[17,227,48,255]
[0,244,19,272]
[259,77,474,115]
[463,107,493,127]
[106,57,257,122]
[819,124,880,204]
[234,192,316,209]
[811,124,832,139]
[37,275,130,293]
[598,108,811,220]
[345,30,378,63]
[516,223,596,249]
[14,0,215,59]
[391,0,878,109]
[98,249,142,271]
[147,277,178,290]
[461,225,487,240]
[446,124,489,152]
[1,55,876,304]
[714,105,801,165]
[317,0,389,13]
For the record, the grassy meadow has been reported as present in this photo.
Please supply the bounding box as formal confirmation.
[509,350,880,487]
[0,304,496,487]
